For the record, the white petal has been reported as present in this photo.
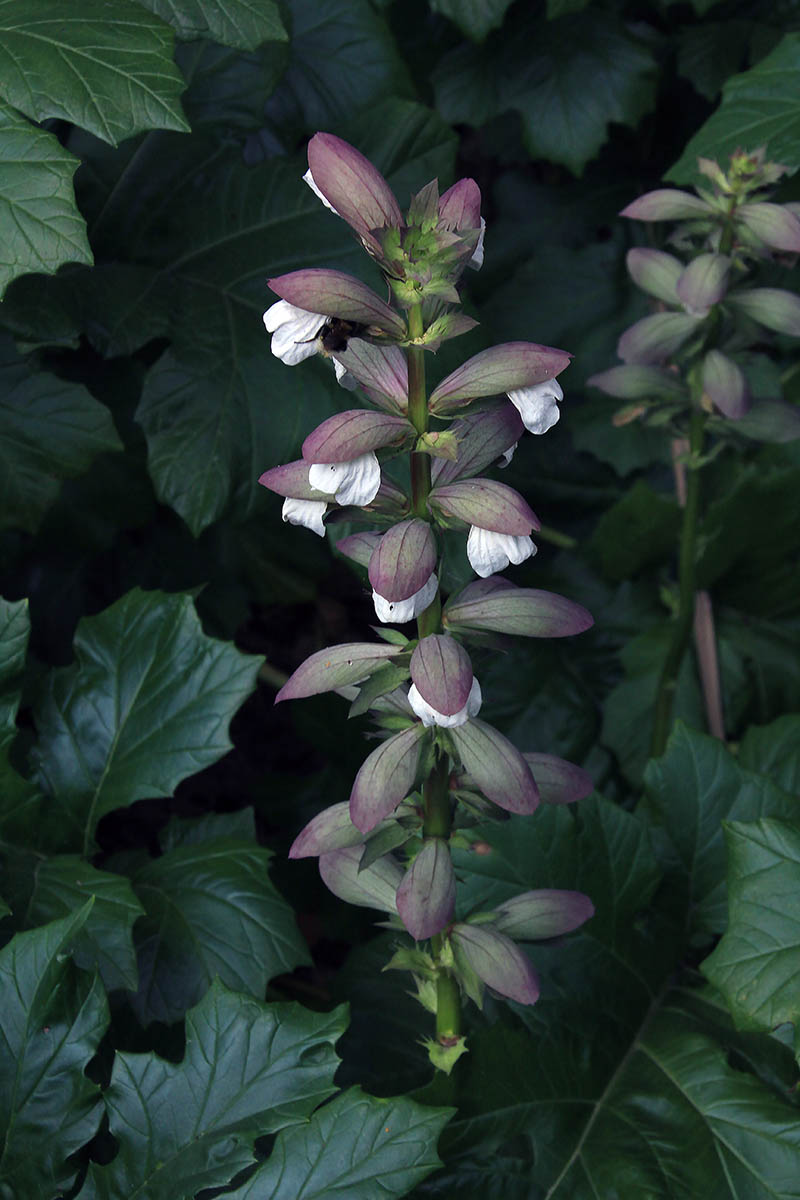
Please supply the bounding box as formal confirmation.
[372,572,438,624]
[466,677,482,717]
[303,168,339,215]
[282,497,327,537]
[309,453,381,507]
[507,377,564,434]
[333,357,359,390]
[263,301,327,365]
[497,440,518,468]
[408,676,482,728]
[468,217,486,270]
[466,526,536,578]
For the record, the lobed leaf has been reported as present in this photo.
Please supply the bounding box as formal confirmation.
[128,835,309,1025]
[1,853,143,992]
[668,33,800,184]
[134,0,287,49]
[0,0,189,145]
[80,982,347,1200]
[0,908,108,1198]
[0,336,121,533]
[702,818,800,1032]
[0,103,92,296]
[31,589,262,854]
[223,1086,452,1199]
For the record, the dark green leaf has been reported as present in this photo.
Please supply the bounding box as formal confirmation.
[134,0,287,49]
[262,0,413,141]
[0,0,189,145]
[547,0,590,14]
[0,335,121,533]
[601,623,705,786]
[177,39,289,129]
[421,992,800,1197]
[0,103,92,296]
[225,1086,451,1199]
[642,723,796,935]
[429,0,514,41]
[0,270,83,349]
[702,818,800,1032]
[697,465,800,598]
[0,907,108,1198]
[31,589,262,853]
[80,981,347,1200]
[0,852,143,992]
[0,596,28,734]
[676,21,771,102]
[129,834,309,1024]
[668,33,800,184]
[589,480,681,581]
[433,12,657,175]
[740,715,800,796]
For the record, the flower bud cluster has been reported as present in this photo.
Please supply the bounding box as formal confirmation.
[589,148,800,426]
[259,132,594,1063]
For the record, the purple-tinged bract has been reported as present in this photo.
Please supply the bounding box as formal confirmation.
[302,411,411,463]
[269,269,406,336]
[349,725,426,832]
[410,634,473,717]
[449,719,539,814]
[444,580,593,638]
[523,753,594,805]
[276,642,399,702]
[430,342,571,411]
[396,839,456,940]
[451,923,540,1005]
[369,519,437,602]
[429,478,539,535]
[492,889,595,940]
[319,845,403,912]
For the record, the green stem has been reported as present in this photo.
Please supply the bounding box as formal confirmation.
[434,969,461,1041]
[650,405,705,757]
[407,304,430,519]
[423,751,451,838]
[405,304,461,1049]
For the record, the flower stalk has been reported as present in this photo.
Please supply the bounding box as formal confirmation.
[264,132,595,1070]
[593,147,800,758]
[650,403,705,757]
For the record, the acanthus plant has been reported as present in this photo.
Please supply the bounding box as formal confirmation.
[589,148,800,758]
[259,133,595,1072]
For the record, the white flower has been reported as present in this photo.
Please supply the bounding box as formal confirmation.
[264,300,327,365]
[468,217,486,270]
[507,377,564,434]
[333,357,358,390]
[498,440,518,468]
[467,527,536,578]
[308,452,381,507]
[282,497,327,537]
[303,168,339,215]
[409,677,482,728]
[372,572,438,624]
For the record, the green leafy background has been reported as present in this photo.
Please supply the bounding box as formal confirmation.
[1,0,799,1196]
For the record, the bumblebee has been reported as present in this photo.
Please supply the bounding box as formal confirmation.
[318,318,368,355]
